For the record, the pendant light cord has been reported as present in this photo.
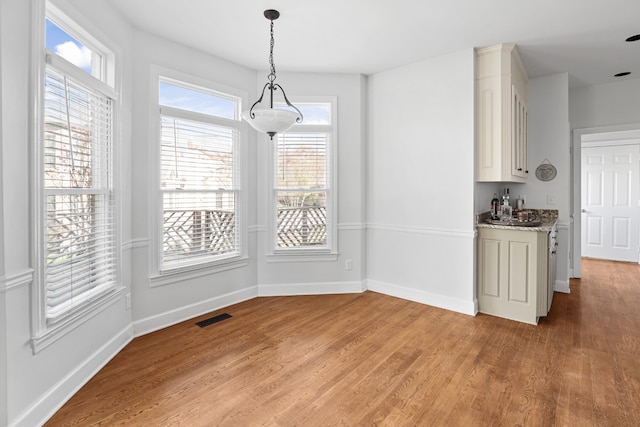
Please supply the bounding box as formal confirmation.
[268,20,276,84]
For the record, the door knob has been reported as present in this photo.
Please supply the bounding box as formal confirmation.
[581,209,588,213]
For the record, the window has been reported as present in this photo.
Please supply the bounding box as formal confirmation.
[272,100,336,254]
[33,4,120,351]
[158,79,242,271]
[45,17,101,78]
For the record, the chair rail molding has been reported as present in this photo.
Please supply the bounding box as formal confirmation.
[0,268,34,293]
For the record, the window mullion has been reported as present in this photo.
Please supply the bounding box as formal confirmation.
[45,51,117,99]
[159,106,239,129]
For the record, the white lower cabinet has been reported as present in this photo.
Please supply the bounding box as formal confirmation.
[477,227,552,325]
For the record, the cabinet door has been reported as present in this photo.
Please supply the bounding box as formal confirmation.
[477,228,539,324]
[512,84,528,179]
[502,237,536,322]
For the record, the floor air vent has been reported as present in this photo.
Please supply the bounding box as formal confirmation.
[196,313,232,328]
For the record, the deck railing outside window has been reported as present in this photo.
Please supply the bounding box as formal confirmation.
[161,205,326,255]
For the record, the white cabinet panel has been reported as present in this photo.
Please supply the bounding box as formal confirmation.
[507,241,530,303]
[480,238,501,297]
[477,227,551,325]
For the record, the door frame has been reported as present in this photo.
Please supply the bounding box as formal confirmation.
[571,123,640,278]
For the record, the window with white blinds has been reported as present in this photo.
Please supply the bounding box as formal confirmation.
[41,24,117,321]
[159,80,241,270]
[273,101,335,251]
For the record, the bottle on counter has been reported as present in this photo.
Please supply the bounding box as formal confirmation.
[502,187,510,206]
[501,197,512,221]
[491,193,500,219]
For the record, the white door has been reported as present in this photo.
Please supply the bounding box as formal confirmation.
[581,144,640,262]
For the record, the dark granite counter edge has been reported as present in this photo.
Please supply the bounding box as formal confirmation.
[475,209,559,232]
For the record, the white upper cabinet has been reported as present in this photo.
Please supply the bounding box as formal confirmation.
[476,44,529,183]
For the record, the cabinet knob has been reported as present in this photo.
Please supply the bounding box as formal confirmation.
[525,170,529,173]
[517,168,523,171]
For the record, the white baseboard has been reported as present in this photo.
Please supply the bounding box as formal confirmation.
[472,297,479,315]
[133,286,258,337]
[258,281,366,297]
[12,325,134,427]
[554,280,570,294]
[366,279,476,316]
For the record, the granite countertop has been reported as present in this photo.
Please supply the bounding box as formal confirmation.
[476,209,558,232]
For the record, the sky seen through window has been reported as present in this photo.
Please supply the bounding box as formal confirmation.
[45,18,93,74]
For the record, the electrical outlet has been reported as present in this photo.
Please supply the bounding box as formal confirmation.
[547,194,558,205]
[125,294,131,309]
[345,259,352,270]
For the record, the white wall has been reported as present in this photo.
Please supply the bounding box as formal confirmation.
[1,0,30,284]
[0,0,7,421]
[366,49,477,314]
[1,1,134,425]
[255,72,368,294]
[570,79,640,129]
[521,73,571,292]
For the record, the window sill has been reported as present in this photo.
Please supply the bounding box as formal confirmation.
[265,251,338,263]
[150,256,250,288]
[31,286,124,354]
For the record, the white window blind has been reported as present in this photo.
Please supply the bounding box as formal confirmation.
[160,114,239,268]
[275,132,329,248]
[42,64,116,320]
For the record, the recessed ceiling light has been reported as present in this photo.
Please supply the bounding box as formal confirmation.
[626,34,640,42]
[614,72,631,77]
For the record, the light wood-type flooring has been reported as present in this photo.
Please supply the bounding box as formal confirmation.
[46,258,640,426]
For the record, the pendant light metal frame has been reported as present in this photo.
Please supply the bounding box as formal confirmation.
[244,9,303,139]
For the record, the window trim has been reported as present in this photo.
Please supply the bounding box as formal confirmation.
[31,0,123,353]
[149,66,249,280]
[267,96,338,259]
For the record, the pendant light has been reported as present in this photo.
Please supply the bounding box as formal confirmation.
[242,9,303,139]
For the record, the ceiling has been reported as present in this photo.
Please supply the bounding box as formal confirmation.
[110,0,640,88]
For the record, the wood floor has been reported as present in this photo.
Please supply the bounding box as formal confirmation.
[46,258,640,426]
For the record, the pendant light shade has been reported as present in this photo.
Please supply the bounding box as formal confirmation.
[242,9,303,139]
[241,108,299,139]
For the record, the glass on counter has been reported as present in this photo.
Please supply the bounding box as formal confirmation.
[500,205,513,221]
